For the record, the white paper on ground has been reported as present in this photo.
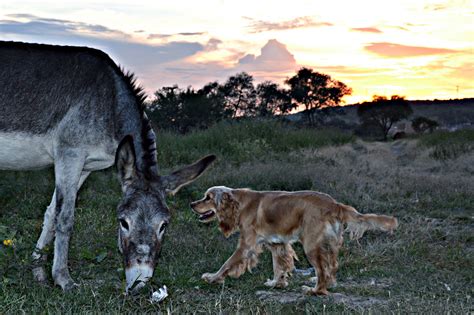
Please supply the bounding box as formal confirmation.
[150,285,168,303]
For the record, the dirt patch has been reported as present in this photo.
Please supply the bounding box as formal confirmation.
[256,290,388,309]
[335,276,393,289]
[256,290,306,304]
[329,293,387,310]
[257,269,392,309]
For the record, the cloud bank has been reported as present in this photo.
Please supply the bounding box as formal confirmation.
[244,16,332,33]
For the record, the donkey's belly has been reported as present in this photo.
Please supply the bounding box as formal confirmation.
[0,132,54,170]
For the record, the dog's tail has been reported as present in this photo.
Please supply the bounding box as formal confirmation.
[337,204,398,240]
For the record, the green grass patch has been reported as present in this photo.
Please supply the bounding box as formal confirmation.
[156,120,354,166]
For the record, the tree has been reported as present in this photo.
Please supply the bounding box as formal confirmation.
[412,116,439,134]
[221,72,257,117]
[357,95,413,140]
[198,81,228,119]
[148,85,183,131]
[256,81,294,117]
[285,67,352,124]
[148,84,226,133]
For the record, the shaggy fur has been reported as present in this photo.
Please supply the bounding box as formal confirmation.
[190,186,398,295]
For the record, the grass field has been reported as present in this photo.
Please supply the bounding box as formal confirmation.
[0,121,473,313]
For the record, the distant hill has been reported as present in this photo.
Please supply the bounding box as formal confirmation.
[286,98,474,132]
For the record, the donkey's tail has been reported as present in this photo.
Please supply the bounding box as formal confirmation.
[337,204,398,240]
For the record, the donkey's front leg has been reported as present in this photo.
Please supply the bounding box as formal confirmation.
[51,152,85,291]
[32,190,57,283]
[32,171,90,284]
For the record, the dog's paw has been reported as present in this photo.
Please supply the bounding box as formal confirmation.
[275,280,289,288]
[302,285,317,295]
[201,273,223,284]
[302,285,329,296]
[308,276,318,283]
[265,278,288,288]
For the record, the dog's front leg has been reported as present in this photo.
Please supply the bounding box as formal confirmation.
[202,247,246,284]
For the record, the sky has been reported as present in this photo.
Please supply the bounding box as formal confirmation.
[0,0,473,104]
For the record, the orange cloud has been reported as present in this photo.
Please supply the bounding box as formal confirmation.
[365,42,459,58]
[351,27,382,33]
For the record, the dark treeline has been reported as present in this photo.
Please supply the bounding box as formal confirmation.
[147,67,352,133]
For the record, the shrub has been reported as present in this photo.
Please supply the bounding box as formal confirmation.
[412,116,439,134]
[419,130,474,160]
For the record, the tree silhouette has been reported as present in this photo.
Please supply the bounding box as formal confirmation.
[149,84,226,133]
[285,67,352,124]
[148,86,182,131]
[221,72,257,117]
[357,95,413,140]
[256,81,294,117]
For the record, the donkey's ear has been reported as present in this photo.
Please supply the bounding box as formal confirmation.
[161,155,216,195]
[116,135,137,192]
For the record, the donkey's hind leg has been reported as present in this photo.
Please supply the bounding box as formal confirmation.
[32,171,90,284]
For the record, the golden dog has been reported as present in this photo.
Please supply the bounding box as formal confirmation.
[190,186,398,295]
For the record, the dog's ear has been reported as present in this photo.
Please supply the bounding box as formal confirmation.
[217,191,240,238]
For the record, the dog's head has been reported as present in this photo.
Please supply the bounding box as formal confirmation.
[190,186,240,237]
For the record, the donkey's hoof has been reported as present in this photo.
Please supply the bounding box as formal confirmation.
[56,278,79,292]
[32,266,49,284]
[62,281,79,292]
[53,270,79,291]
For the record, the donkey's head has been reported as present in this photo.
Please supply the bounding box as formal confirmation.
[115,136,215,293]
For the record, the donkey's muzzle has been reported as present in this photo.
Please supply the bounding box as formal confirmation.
[125,263,154,293]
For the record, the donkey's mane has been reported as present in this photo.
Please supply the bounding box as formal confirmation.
[117,70,158,177]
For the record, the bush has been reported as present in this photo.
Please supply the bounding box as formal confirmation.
[419,130,474,160]
[412,116,439,134]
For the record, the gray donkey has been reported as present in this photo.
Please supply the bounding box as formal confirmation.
[0,41,215,292]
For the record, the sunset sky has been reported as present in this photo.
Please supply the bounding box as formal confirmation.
[1,0,472,103]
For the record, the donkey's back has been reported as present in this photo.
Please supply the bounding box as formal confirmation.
[0,42,119,170]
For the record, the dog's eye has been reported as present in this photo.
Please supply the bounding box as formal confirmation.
[119,219,129,231]
[205,195,210,201]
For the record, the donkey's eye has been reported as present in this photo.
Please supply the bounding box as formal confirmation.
[159,222,168,234]
[119,219,129,230]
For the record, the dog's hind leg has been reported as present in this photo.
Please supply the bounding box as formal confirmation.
[329,234,343,287]
[302,242,332,296]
